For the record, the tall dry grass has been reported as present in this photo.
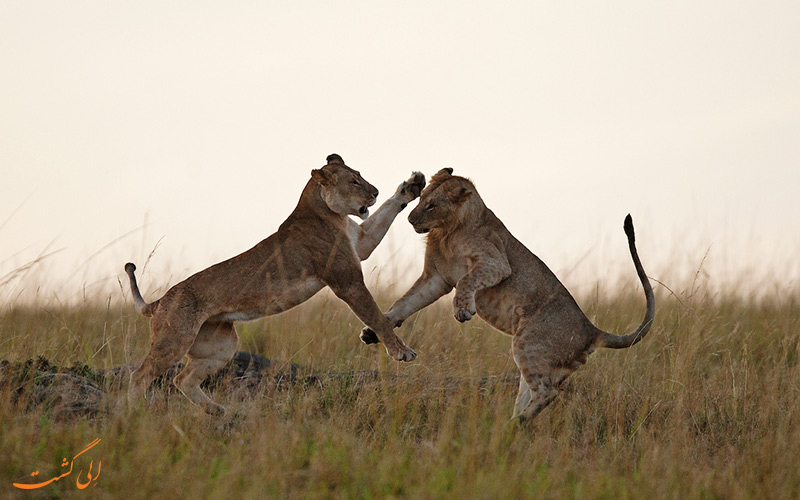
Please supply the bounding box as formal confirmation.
[1,276,799,499]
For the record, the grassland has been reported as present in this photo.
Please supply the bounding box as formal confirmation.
[1,280,799,499]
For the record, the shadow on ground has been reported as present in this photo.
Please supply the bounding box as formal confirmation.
[0,352,517,419]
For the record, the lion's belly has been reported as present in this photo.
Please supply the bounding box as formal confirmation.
[211,277,324,322]
[475,286,516,335]
[262,277,325,315]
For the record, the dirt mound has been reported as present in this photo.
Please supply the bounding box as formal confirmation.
[0,352,515,420]
[0,352,379,419]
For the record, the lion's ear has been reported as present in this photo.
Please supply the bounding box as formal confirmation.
[311,168,336,186]
[326,154,344,165]
[431,167,454,184]
[447,186,473,204]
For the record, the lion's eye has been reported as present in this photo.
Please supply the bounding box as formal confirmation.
[351,180,360,186]
[426,204,435,211]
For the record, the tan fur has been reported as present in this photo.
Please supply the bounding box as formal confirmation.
[126,154,425,415]
[361,168,655,422]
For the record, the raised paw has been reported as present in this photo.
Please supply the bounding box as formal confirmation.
[397,171,426,203]
[393,344,417,362]
[453,294,477,323]
[360,327,380,345]
[384,333,418,362]
[455,307,475,323]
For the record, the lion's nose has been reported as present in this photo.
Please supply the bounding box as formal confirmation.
[371,186,379,198]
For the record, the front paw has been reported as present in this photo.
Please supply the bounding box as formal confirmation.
[397,171,426,203]
[393,344,417,362]
[383,333,417,362]
[453,294,477,323]
[455,308,475,323]
[360,327,380,345]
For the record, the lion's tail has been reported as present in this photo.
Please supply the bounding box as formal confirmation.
[595,214,656,349]
[124,262,157,317]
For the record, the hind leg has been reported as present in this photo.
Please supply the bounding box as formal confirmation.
[511,371,562,422]
[510,331,579,423]
[128,306,204,408]
[509,310,595,423]
[173,321,238,416]
[512,375,533,419]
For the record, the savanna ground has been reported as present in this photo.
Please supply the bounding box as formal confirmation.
[1,275,799,499]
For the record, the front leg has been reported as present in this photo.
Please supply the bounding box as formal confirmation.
[361,270,452,344]
[353,171,426,260]
[325,273,417,362]
[453,242,512,323]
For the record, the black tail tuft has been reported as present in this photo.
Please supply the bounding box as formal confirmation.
[596,213,655,349]
[623,214,635,242]
[124,261,155,316]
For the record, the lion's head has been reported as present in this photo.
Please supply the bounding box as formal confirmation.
[408,168,480,234]
[312,154,379,220]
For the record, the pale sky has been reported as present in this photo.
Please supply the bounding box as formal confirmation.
[2,1,799,305]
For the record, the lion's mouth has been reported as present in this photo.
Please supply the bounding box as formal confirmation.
[358,206,370,219]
